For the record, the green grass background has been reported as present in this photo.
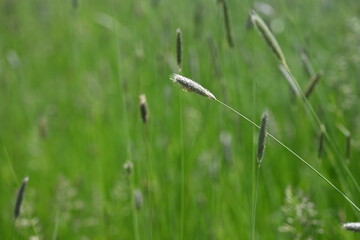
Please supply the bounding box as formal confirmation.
[1,0,360,239]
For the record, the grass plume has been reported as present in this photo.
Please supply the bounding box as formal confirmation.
[318,124,326,158]
[250,10,288,69]
[139,94,149,123]
[257,110,268,167]
[343,222,360,232]
[170,73,216,100]
[176,28,182,72]
[14,176,29,219]
[252,110,268,240]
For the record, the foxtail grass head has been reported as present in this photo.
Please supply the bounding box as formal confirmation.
[250,10,287,68]
[176,28,182,72]
[343,222,360,232]
[134,189,143,211]
[257,110,268,167]
[123,161,134,175]
[139,94,149,123]
[14,176,29,219]
[170,73,216,100]
[219,0,234,48]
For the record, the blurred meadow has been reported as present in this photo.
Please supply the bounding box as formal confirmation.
[1,0,360,239]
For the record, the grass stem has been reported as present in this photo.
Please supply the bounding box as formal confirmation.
[214,99,360,212]
[251,166,260,240]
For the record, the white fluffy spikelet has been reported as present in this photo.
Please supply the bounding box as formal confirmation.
[170,73,216,100]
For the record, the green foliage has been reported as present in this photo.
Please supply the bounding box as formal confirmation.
[1,0,360,239]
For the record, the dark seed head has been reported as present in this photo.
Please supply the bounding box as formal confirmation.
[176,29,182,72]
[14,177,29,219]
[139,94,149,123]
[257,111,268,166]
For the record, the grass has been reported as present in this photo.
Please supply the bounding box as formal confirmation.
[1,0,360,239]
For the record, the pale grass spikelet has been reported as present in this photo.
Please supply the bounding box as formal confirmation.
[176,28,182,72]
[123,161,134,175]
[14,176,29,219]
[250,10,287,68]
[170,73,216,100]
[257,110,268,166]
[139,94,149,123]
[134,189,143,211]
[343,222,360,232]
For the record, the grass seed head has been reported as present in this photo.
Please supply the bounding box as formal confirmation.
[343,222,360,232]
[14,176,29,219]
[250,10,287,67]
[123,161,134,175]
[219,0,234,48]
[257,110,268,166]
[134,189,143,211]
[139,94,149,123]
[318,124,326,158]
[176,28,182,72]
[170,73,216,100]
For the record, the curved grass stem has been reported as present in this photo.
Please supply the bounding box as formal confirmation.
[214,99,360,212]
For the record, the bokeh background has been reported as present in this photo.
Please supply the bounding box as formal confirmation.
[1,0,360,239]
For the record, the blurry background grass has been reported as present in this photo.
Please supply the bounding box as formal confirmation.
[1,0,360,239]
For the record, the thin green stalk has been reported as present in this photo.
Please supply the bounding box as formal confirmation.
[3,146,18,183]
[129,172,140,240]
[143,126,153,240]
[2,144,39,236]
[109,0,138,237]
[109,0,132,160]
[251,60,257,240]
[51,209,59,240]
[251,166,260,240]
[283,65,360,193]
[179,92,185,240]
[214,99,360,212]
